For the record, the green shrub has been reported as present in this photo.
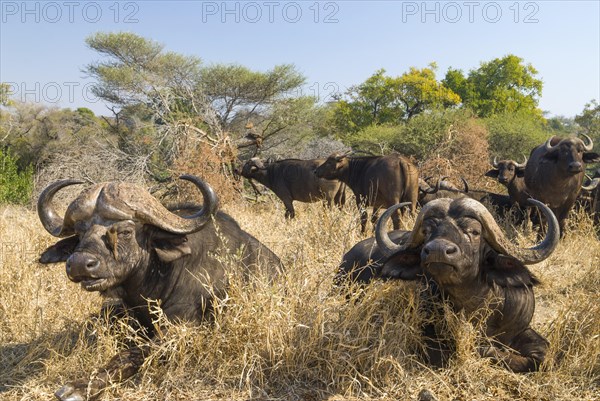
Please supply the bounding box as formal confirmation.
[0,149,34,205]
[485,112,549,159]
[346,108,475,160]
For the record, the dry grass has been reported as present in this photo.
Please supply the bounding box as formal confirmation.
[1,198,599,401]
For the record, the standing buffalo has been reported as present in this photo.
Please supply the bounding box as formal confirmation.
[240,158,346,219]
[38,176,282,401]
[485,156,529,209]
[485,156,532,224]
[340,197,559,372]
[315,153,419,232]
[524,134,600,234]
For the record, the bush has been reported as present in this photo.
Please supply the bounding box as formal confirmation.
[485,112,549,159]
[0,148,33,205]
[346,109,476,160]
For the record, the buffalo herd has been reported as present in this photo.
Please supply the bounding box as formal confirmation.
[37,134,599,400]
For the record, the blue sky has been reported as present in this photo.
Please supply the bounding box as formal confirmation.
[1,0,599,117]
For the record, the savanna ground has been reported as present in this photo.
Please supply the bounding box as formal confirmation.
[1,193,599,401]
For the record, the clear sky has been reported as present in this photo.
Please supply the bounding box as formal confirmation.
[1,0,599,117]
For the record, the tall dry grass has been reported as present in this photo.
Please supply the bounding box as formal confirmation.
[0,198,599,401]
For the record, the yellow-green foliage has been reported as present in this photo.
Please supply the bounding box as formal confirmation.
[0,199,599,401]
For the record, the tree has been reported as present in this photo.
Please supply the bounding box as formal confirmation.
[200,63,306,128]
[443,55,543,118]
[394,64,461,120]
[330,66,460,135]
[575,100,600,136]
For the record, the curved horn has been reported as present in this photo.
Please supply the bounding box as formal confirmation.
[146,175,219,235]
[375,202,421,257]
[37,179,84,237]
[544,136,558,152]
[492,156,499,168]
[515,155,528,169]
[423,177,441,194]
[465,198,559,265]
[460,177,469,193]
[579,132,594,151]
[582,176,600,191]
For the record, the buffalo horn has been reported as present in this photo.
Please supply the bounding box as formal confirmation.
[375,202,422,257]
[467,197,559,265]
[376,198,559,265]
[582,176,600,191]
[132,175,219,235]
[492,156,499,168]
[544,136,558,152]
[515,155,528,169]
[423,177,441,194]
[460,177,469,193]
[579,133,594,151]
[37,179,84,237]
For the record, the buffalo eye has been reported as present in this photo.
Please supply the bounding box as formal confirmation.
[467,228,480,237]
[118,228,134,239]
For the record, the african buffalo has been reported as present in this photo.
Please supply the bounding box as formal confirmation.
[340,197,559,372]
[418,177,469,206]
[524,134,600,234]
[484,156,532,224]
[240,157,346,218]
[485,156,529,208]
[315,153,419,232]
[579,169,600,226]
[38,176,282,401]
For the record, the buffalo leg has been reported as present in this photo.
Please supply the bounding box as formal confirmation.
[282,197,295,219]
[356,196,368,232]
[370,208,380,230]
[55,345,148,401]
[480,328,548,372]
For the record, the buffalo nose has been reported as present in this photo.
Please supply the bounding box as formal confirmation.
[66,253,100,280]
[422,239,459,261]
[568,162,583,173]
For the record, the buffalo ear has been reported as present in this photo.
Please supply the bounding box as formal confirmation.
[380,249,422,280]
[484,169,500,178]
[482,253,539,288]
[40,235,79,264]
[516,168,526,177]
[583,152,600,164]
[151,231,192,263]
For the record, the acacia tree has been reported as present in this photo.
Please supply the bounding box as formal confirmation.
[85,32,317,177]
[443,54,543,118]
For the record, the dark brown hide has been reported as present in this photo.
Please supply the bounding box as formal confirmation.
[524,135,600,234]
[240,157,345,218]
[364,197,558,372]
[315,153,419,232]
[38,176,282,400]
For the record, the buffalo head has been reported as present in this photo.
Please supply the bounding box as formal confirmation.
[38,176,218,293]
[375,197,559,286]
[543,134,600,174]
[240,158,267,179]
[314,153,350,180]
[485,156,527,185]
